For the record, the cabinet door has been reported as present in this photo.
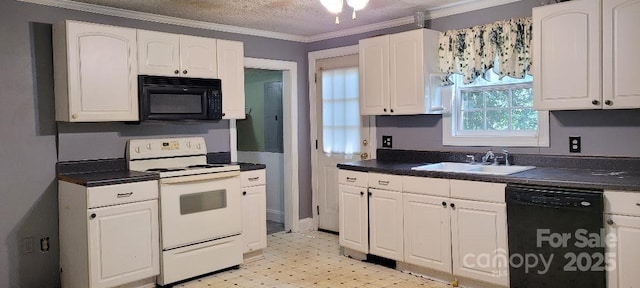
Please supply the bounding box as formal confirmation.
[137,30,180,77]
[450,199,508,287]
[88,200,159,288]
[389,30,424,115]
[369,188,403,261]
[217,39,246,119]
[606,214,640,288]
[242,185,267,253]
[603,0,640,109]
[532,0,601,110]
[359,35,389,115]
[179,35,217,78]
[64,21,138,121]
[339,184,368,253]
[403,193,452,273]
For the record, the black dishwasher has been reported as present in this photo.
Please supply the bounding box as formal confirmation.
[506,185,605,288]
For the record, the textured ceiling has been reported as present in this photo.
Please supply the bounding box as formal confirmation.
[70,0,482,37]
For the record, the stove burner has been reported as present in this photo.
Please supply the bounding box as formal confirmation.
[187,164,225,168]
[146,168,186,172]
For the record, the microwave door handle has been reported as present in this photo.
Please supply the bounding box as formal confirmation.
[160,171,240,185]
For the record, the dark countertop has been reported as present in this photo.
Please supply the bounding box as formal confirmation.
[237,162,267,171]
[58,170,159,187]
[338,160,640,191]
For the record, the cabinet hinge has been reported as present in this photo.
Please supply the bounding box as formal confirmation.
[314,73,317,84]
[317,205,320,215]
[315,139,318,150]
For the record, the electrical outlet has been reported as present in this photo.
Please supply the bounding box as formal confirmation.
[40,237,50,253]
[569,136,581,153]
[22,237,33,254]
[382,136,393,148]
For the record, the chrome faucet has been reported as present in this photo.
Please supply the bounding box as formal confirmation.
[481,149,495,164]
[465,155,476,164]
[502,149,510,166]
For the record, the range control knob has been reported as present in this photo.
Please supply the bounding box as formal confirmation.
[135,147,141,153]
[196,144,201,150]
[186,141,191,148]
[146,144,152,150]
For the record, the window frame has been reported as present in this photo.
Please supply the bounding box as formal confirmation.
[442,76,549,147]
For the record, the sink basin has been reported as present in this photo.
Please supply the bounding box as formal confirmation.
[464,164,536,175]
[411,162,535,175]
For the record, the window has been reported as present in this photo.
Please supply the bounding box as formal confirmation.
[443,68,549,147]
[321,67,361,154]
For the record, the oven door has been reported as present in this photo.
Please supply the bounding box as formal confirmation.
[159,171,241,250]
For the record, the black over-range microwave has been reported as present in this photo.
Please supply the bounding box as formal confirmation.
[138,75,223,121]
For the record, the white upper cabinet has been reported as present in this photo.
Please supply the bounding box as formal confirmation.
[54,20,138,122]
[603,0,640,109]
[359,29,443,115]
[533,0,640,110]
[216,39,245,119]
[138,30,217,78]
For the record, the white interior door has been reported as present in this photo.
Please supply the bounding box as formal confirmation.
[316,55,372,232]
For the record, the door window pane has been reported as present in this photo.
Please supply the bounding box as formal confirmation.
[322,67,361,154]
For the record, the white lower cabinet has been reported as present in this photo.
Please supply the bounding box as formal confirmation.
[450,198,508,286]
[403,193,452,272]
[59,180,160,288]
[339,170,369,253]
[604,190,640,288]
[241,169,267,254]
[369,188,404,261]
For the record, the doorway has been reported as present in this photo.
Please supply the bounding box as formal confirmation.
[238,68,285,234]
[311,52,374,232]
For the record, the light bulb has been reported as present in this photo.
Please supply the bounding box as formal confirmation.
[320,0,343,14]
[346,0,368,11]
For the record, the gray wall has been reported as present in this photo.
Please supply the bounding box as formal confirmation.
[310,0,640,158]
[0,0,310,287]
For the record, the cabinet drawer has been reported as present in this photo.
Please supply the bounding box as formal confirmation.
[368,173,402,191]
[605,191,640,216]
[450,180,506,203]
[241,169,266,187]
[87,181,158,208]
[403,176,449,197]
[338,170,368,187]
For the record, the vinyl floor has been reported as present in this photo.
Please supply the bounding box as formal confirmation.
[176,230,450,288]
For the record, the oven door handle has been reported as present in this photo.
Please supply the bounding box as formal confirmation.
[160,171,240,185]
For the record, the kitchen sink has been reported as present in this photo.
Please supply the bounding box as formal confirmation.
[411,162,535,175]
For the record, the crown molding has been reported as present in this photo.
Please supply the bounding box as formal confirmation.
[306,16,415,43]
[425,0,522,22]
[18,0,522,43]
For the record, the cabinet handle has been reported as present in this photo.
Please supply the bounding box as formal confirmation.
[636,203,640,207]
[346,177,357,182]
[174,70,179,74]
[71,114,79,120]
[383,108,387,112]
[390,109,394,113]
[90,213,96,220]
[378,180,389,186]
[368,191,372,197]
[248,177,260,181]
[607,219,614,225]
[592,100,600,105]
[450,203,456,209]
[117,192,133,198]
[442,201,447,207]
[243,191,247,196]
[222,113,226,117]
[360,191,364,196]
[183,70,188,75]
[605,100,613,106]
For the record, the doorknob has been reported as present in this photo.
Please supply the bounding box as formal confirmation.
[360,152,369,160]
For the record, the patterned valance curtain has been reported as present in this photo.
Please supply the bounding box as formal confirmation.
[438,17,532,85]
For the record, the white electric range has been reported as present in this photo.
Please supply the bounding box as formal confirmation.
[127,137,242,286]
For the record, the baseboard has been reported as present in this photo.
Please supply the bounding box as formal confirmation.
[267,209,284,223]
[114,277,156,288]
[297,217,314,232]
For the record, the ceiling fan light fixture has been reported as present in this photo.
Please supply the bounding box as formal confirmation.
[320,0,343,14]
[346,0,369,11]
